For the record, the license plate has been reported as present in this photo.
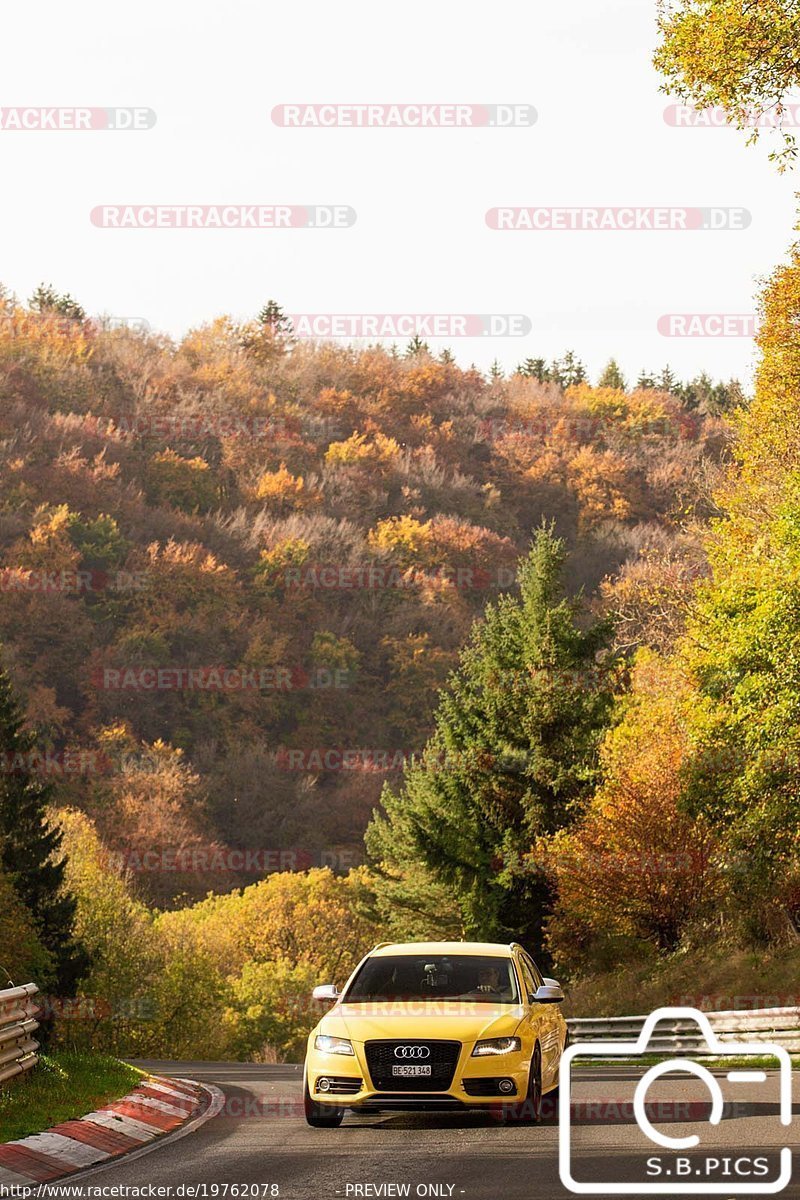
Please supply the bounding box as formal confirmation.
[391,1064,432,1077]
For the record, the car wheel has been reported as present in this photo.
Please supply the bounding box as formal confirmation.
[504,1043,542,1125]
[304,1078,344,1128]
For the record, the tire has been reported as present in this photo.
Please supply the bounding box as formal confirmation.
[304,1078,344,1128]
[541,1083,558,1122]
[503,1043,542,1125]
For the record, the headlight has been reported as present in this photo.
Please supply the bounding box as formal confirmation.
[471,1036,522,1057]
[314,1034,355,1055]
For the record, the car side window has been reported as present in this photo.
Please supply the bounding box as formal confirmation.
[522,954,544,991]
[519,957,538,1001]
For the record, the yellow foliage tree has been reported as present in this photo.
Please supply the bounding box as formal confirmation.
[254,463,308,511]
[325,431,401,469]
[368,516,433,565]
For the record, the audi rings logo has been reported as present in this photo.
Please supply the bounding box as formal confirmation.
[394,1045,431,1059]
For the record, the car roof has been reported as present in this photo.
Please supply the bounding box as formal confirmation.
[367,941,516,958]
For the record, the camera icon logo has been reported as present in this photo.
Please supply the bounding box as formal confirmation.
[558,1006,793,1195]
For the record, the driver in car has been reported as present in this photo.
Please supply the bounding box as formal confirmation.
[472,965,504,995]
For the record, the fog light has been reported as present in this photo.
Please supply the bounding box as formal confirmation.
[317,1077,331,1092]
[499,1078,515,1094]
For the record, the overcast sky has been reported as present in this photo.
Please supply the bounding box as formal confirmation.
[2,0,797,386]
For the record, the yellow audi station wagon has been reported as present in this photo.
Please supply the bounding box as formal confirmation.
[303,940,567,1126]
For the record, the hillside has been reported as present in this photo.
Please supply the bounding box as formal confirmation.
[0,298,732,903]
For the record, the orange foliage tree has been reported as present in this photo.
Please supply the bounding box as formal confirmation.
[543,654,720,971]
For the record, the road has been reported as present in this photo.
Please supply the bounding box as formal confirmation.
[38,1062,799,1200]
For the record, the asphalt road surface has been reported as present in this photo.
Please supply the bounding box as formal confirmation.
[38,1062,799,1200]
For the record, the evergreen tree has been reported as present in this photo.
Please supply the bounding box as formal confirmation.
[549,359,566,388]
[29,283,85,323]
[404,334,430,357]
[658,364,679,394]
[241,300,293,362]
[548,351,587,389]
[636,369,657,389]
[711,377,746,414]
[438,347,455,365]
[598,358,627,390]
[516,357,550,382]
[366,528,615,957]
[676,372,745,415]
[256,299,293,338]
[489,359,504,381]
[0,669,87,989]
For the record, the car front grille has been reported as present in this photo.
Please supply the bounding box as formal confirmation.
[364,1040,461,1092]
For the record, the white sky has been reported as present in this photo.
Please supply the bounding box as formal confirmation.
[1,0,797,386]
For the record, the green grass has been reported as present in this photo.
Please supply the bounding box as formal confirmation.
[0,1051,144,1143]
[563,943,800,1019]
[573,1054,800,1069]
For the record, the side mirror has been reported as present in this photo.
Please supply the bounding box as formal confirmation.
[532,982,564,1004]
[312,984,340,1002]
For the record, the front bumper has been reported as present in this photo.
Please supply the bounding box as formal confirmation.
[306,1040,530,1108]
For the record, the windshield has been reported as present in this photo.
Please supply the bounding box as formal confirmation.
[344,953,520,1004]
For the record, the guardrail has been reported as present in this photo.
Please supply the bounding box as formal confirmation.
[567,1006,800,1055]
[0,984,40,1084]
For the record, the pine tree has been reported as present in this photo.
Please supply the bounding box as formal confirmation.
[637,369,657,390]
[0,669,87,990]
[516,357,550,382]
[675,372,745,415]
[256,299,293,338]
[404,335,429,358]
[711,378,745,414]
[551,350,587,388]
[598,358,627,390]
[659,364,679,394]
[548,359,565,388]
[366,528,615,957]
[489,359,504,381]
[29,283,85,323]
[438,348,455,365]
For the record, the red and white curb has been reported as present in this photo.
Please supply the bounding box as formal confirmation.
[0,1076,211,1187]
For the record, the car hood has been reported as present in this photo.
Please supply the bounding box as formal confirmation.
[323,1001,525,1043]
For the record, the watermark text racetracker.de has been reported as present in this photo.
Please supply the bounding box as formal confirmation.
[664,103,800,129]
[0,106,155,130]
[486,207,751,231]
[272,103,536,127]
[91,665,354,691]
[290,314,531,338]
[658,314,759,337]
[0,313,150,336]
[73,411,342,443]
[278,563,518,590]
[108,846,362,874]
[90,205,356,229]
[0,567,148,594]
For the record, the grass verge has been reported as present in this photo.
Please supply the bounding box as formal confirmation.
[572,1054,800,1069]
[563,943,800,1018]
[0,1051,145,1143]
